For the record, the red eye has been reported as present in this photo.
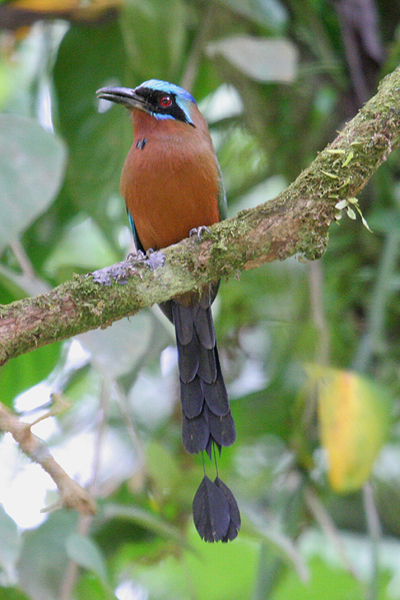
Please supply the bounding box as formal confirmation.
[159,95,172,108]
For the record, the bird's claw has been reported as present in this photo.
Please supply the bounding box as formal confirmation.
[129,249,146,262]
[189,225,211,241]
[130,248,165,271]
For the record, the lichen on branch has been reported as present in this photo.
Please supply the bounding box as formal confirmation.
[1,66,400,368]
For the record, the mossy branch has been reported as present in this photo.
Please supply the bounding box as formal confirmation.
[1,67,400,367]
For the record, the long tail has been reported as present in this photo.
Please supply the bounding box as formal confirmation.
[161,295,235,457]
[160,294,240,541]
[172,300,236,457]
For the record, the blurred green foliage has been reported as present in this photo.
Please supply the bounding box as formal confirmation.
[1,0,400,599]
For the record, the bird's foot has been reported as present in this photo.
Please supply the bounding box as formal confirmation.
[129,248,165,271]
[189,225,211,241]
[127,249,146,262]
[91,260,137,286]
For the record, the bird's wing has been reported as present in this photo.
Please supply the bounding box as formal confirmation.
[127,209,145,253]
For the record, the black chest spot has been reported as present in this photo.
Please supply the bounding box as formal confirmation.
[136,138,147,150]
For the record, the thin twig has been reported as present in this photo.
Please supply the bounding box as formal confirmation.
[180,0,214,93]
[10,240,35,279]
[363,482,381,600]
[88,376,111,495]
[308,260,330,365]
[115,388,146,480]
[0,402,96,515]
[305,486,360,580]
[352,230,400,372]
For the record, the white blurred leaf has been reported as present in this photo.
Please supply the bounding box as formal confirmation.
[18,512,76,600]
[43,215,119,277]
[217,0,288,28]
[78,312,168,379]
[0,114,66,253]
[0,505,20,583]
[346,207,356,219]
[207,36,298,83]
[335,200,347,210]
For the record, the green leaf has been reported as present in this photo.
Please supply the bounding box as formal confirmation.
[53,21,128,231]
[74,572,115,600]
[0,588,29,600]
[66,534,109,586]
[273,558,360,600]
[103,504,193,551]
[77,312,157,379]
[0,114,66,253]
[146,442,182,492]
[0,342,61,408]
[234,384,292,441]
[183,527,257,600]
[120,0,189,81]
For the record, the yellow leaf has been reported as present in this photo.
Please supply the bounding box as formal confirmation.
[11,0,121,16]
[308,366,391,492]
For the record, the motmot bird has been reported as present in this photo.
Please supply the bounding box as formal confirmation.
[97,80,240,541]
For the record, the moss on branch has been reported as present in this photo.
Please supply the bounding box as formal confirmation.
[1,67,400,366]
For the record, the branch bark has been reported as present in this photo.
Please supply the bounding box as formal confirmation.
[1,67,400,367]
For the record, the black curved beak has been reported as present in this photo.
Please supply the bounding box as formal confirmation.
[96,86,146,111]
